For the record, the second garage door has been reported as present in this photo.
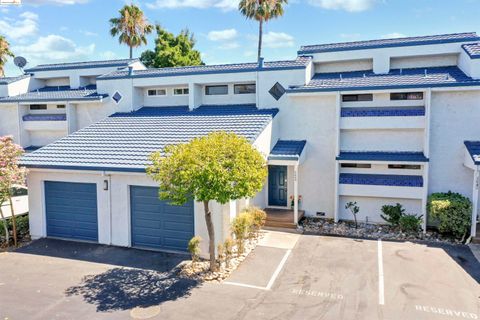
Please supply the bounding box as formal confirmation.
[130,186,194,252]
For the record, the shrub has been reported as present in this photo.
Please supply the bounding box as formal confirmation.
[345,201,360,229]
[187,236,201,268]
[381,203,405,226]
[231,212,253,255]
[223,237,234,268]
[399,214,423,233]
[217,243,224,266]
[244,207,266,239]
[427,192,472,240]
[0,214,29,244]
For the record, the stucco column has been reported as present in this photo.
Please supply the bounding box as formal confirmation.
[294,164,299,225]
[421,163,429,233]
[471,168,479,238]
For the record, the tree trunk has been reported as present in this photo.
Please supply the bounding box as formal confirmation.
[129,45,133,59]
[8,196,17,247]
[203,200,217,272]
[0,206,8,246]
[257,19,263,63]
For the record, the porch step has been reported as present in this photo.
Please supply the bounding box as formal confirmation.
[264,208,305,230]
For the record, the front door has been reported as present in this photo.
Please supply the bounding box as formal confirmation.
[268,165,288,206]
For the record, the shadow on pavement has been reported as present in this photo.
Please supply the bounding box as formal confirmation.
[65,267,199,312]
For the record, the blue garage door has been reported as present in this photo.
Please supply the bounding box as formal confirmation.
[130,186,194,252]
[45,181,98,242]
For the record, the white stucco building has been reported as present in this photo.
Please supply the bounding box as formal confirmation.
[2,32,480,254]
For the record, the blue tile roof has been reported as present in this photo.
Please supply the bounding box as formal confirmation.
[337,151,428,162]
[0,85,108,103]
[268,140,307,161]
[464,141,480,165]
[98,57,311,80]
[288,67,480,93]
[341,106,425,117]
[298,32,480,55]
[24,59,139,73]
[20,104,279,172]
[462,43,480,59]
[23,114,66,121]
[0,75,30,85]
[339,173,423,187]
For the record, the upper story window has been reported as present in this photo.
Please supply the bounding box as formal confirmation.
[205,85,228,95]
[342,94,373,102]
[30,104,47,110]
[57,105,66,109]
[341,163,371,168]
[174,88,189,95]
[388,164,421,170]
[147,89,167,96]
[390,92,423,100]
[234,83,256,94]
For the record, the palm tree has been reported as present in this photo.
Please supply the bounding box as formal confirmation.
[110,4,154,59]
[0,35,14,77]
[239,0,287,62]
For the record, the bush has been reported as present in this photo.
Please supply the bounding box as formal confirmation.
[223,237,234,268]
[427,192,472,240]
[381,203,405,226]
[231,212,253,255]
[244,207,266,239]
[0,214,29,244]
[399,214,423,233]
[187,236,201,267]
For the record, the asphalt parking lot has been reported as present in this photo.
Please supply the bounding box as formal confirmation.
[0,234,479,320]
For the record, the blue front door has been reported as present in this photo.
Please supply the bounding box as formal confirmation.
[268,165,288,206]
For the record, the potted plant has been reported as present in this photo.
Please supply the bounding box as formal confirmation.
[290,195,303,210]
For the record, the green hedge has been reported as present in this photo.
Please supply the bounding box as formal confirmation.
[427,192,472,240]
[0,214,29,240]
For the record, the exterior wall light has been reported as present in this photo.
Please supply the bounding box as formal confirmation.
[103,180,109,191]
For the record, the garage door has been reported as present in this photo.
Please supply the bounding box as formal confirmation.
[45,181,98,242]
[130,186,194,252]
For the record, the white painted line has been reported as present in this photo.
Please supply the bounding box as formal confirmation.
[378,239,385,306]
[266,249,291,290]
[223,281,269,291]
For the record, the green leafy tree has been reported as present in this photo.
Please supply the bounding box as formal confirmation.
[345,201,360,229]
[0,136,26,246]
[110,4,154,59]
[140,25,203,68]
[147,132,267,271]
[239,0,288,62]
[0,35,14,77]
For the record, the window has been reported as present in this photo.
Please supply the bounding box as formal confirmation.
[390,92,423,100]
[269,82,285,101]
[341,163,372,168]
[57,104,66,109]
[388,164,421,170]
[234,83,256,94]
[147,89,167,96]
[205,85,228,95]
[29,104,47,110]
[174,88,189,95]
[342,94,373,102]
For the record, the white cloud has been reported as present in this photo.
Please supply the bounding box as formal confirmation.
[0,11,38,40]
[80,30,98,37]
[207,29,237,41]
[218,42,240,50]
[308,0,378,12]
[12,34,95,65]
[262,32,295,48]
[382,32,407,39]
[21,0,90,5]
[146,0,238,11]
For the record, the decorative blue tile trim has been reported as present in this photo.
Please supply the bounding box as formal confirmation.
[464,141,480,165]
[339,173,423,187]
[298,32,479,55]
[337,151,428,162]
[341,106,425,117]
[23,114,67,121]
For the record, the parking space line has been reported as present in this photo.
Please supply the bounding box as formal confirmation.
[378,239,385,306]
[223,281,270,291]
[266,249,291,290]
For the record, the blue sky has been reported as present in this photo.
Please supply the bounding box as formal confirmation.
[1,0,480,76]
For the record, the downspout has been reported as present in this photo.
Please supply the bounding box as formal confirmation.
[256,57,263,108]
[470,167,479,242]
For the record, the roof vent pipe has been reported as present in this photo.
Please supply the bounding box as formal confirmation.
[400,68,403,75]
[258,57,264,69]
[128,66,134,76]
[424,69,428,78]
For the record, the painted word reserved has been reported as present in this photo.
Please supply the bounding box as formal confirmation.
[415,305,478,319]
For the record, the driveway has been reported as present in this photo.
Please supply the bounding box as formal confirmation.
[0,234,479,320]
